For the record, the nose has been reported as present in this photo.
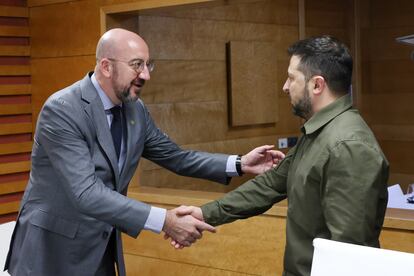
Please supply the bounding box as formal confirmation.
[282,79,289,94]
[138,65,151,81]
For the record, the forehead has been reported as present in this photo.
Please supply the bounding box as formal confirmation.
[288,55,301,74]
[120,39,150,60]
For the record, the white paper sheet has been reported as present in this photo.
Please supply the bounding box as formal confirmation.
[311,238,414,276]
[387,184,414,210]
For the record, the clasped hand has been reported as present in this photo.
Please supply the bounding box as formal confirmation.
[162,206,210,249]
[163,206,206,249]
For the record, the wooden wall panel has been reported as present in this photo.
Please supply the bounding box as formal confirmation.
[0,161,31,175]
[0,84,30,95]
[28,0,71,7]
[0,123,31,135]
[124,254,248,276]
[369,0,414,28]
[139,15,298,62]
[144,94,298,146]
[361,93,414,125]
[372,125,414,142]
[0,142,32,155]
[0,0,31,223]
[0,45,30,56]
[358,0,414,186]
[29,0,100,58]
[368,60,414,94]
[132,1,306,189]
[0,26,29,37]
[28,0,143,8]
[228,41,278,127]
[140,134,293,173]
[0,104,31,115]
[364,27,414,61]
[0,65,30,75]
[305,0,351,50]
[143,0,298,25]
[0,180,27,195]
[143,60,226,104]
[147,101,227,145]
[137,134,295,191]
[30,55,96,124]
[380,227,414,254]
[0,5,28,16]
[379,140,414,175]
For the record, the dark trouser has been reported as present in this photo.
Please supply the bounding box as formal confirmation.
[95,231,116,276]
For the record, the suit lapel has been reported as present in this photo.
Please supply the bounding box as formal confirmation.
[80,74,121,185]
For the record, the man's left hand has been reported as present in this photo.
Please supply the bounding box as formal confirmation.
[241,145,285,175]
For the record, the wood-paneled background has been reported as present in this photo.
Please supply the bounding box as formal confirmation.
[359,0,414,192]
[1,0,412,222]
[136,0,303,192]
[1,0,414,275]
[134,0,352,193]
[0,0,31,223]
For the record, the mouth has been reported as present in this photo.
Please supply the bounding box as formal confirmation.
[132,84,141,90]
[132,79,145,90]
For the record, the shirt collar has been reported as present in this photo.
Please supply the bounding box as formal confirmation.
[302,93,353,135]
[91,73,117,111]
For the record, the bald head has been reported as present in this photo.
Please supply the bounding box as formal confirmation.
[94,28,151,105]
[96,28,149,62]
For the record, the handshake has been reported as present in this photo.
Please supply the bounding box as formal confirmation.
[160,145,286,249]
[162,205,210,249]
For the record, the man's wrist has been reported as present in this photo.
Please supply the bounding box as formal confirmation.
[236,155,244,176]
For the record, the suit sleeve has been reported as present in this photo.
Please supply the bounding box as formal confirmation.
[139,101,230,184]
[201,150,293,226]
[37,97,150,238]
[322,140,389,245]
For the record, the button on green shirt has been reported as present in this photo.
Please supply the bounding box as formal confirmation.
[202,93,389,276]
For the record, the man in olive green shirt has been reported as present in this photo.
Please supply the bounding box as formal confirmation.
[171,36,389,276]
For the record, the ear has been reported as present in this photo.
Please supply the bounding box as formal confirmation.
[311,76,325,96]
[99,58,112,78]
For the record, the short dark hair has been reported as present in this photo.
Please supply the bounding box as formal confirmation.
[287,35,353,95]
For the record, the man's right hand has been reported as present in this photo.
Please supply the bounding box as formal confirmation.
[162,206,215,248]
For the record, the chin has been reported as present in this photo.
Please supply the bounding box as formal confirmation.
[132,88,141,99]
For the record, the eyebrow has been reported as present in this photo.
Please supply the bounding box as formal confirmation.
[129,58,145,62]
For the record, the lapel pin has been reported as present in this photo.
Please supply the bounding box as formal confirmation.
[130,120,135,125]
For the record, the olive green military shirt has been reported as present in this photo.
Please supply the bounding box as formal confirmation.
[201,93,389,276]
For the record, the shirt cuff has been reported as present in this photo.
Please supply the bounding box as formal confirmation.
[144,206,166,234]
[226,155,239,177]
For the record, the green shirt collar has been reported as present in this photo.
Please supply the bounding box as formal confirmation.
[302,93,353,135]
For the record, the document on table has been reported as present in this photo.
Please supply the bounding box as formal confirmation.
[387,184,414,210]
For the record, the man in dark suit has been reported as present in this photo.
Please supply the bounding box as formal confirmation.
[4,28,284,276]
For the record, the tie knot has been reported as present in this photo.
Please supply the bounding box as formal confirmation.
[110,105,122,116]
